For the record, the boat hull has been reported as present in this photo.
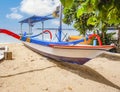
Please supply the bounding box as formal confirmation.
[24,42,114,64]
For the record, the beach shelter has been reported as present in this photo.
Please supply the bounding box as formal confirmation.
[19,15,55,35]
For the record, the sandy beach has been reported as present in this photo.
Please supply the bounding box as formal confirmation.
[0,43,120,92]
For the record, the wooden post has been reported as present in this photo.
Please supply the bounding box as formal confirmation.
[118,28,120,48]
[4,52,12,60]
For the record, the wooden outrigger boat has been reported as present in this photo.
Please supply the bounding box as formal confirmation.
[0,29,115,64]
[0,4,116,64]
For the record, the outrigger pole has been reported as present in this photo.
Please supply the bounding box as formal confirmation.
[58,4,63,42]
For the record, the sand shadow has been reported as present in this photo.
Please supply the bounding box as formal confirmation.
[0,59,5,64]
[0,58,15,64]
[49,59,120,90]
[98,53,120,61]
[0,66,56,78]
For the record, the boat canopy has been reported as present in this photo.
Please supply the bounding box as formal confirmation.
[19,15,54,24]
[19,15,55,35]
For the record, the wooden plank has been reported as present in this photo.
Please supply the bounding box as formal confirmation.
[4,52,12,60]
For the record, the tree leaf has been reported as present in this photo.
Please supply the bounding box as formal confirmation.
[60,0,73,8]
[87,16,97,26]
[77,7,85,18]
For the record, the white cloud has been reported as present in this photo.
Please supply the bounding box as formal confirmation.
[6,13,23,20]
[6,7,23,20]
[6,0,60,19]
[20,0,60,16]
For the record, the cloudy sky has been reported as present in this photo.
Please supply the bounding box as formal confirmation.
[0,0,66,32]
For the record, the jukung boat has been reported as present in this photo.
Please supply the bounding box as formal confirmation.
[0,29,115,64]
[0,5,115,64]
[0,28,115,64]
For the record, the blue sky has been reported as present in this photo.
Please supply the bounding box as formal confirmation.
[0,0,22,31]
[0,0,73,34]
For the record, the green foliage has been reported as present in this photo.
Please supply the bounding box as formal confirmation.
[87,16,97,26]
[60,0,120,44]
[62,0,95,35]
[99,32,116,45]
[60,0,73,8]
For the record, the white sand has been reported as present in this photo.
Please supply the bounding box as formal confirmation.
[0,43,120,92]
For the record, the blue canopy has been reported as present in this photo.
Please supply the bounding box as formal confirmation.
[19,15,54,24]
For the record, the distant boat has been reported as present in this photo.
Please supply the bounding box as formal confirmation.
[0,46,7,61]
[0,53,4,61]
[0,50,4,61]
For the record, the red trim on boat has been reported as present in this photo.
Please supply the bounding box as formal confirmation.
[43,30,52,40]
[49,44,115,50]
[89,34,102,45]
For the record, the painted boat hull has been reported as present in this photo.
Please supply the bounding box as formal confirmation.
[24,42,114,64]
